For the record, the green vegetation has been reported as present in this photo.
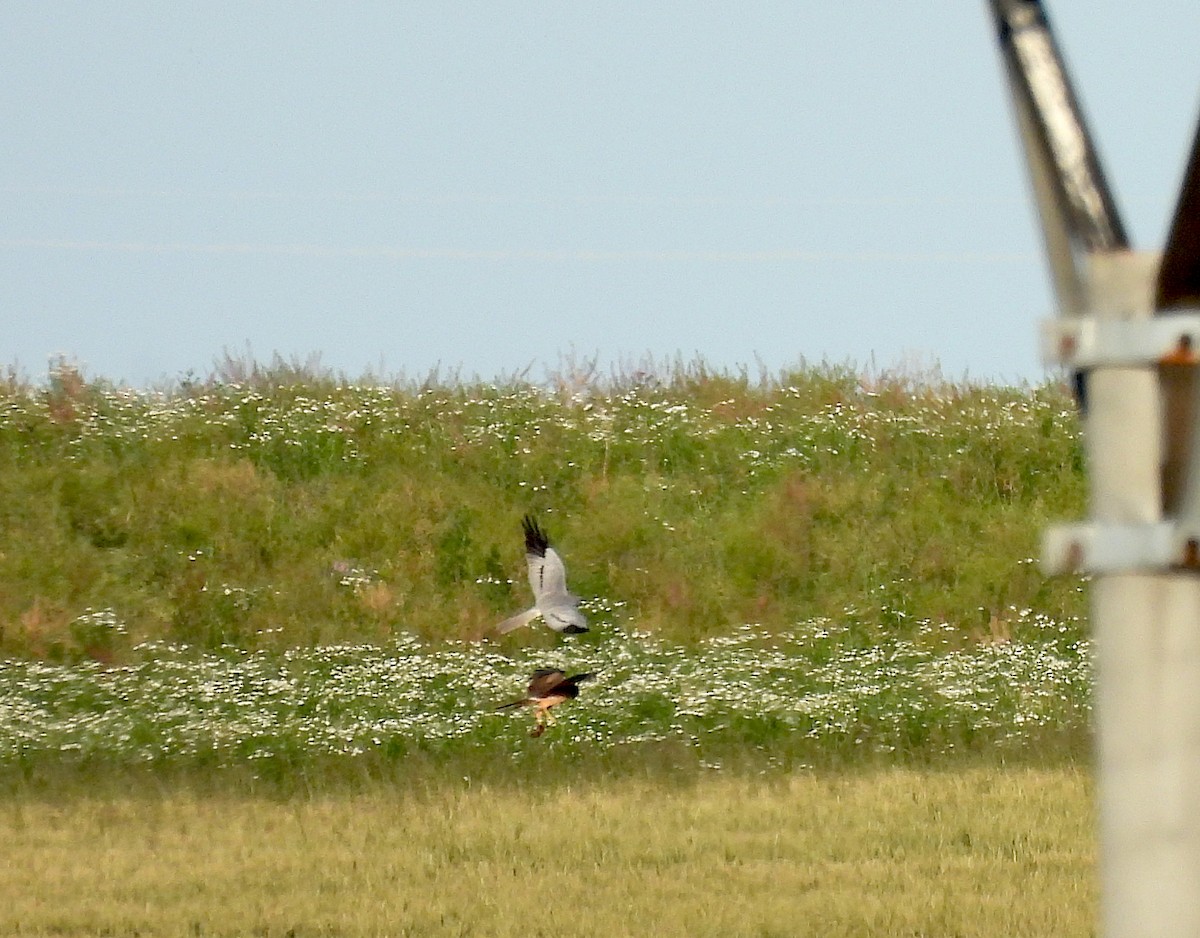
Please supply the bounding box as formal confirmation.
[0,622,1089,771]
[0,355,1085,658]
[0,355,1093,771]
[0,357,1097,934]
[0,765,1093,937]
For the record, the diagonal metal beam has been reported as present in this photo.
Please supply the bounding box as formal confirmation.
[1160,114,1200,516]
[1157,115,1200,310]
[987,0,1129,315]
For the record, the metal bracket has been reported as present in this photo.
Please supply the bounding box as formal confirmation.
[1044,520,1200,574]
[1042,314,1200,369]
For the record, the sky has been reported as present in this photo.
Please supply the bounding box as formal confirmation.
[3,2,1199,389]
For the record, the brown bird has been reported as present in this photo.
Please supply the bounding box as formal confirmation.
[496,668,594,737]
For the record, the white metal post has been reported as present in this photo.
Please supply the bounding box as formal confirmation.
[1081,253,1200,936]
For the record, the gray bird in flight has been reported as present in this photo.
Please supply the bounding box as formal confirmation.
[496,515,589,635]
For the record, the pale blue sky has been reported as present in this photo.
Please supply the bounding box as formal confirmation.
[3,2,1198,387]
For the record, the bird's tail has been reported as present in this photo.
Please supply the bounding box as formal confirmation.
[494,698,530,711]
[496,607,539,635]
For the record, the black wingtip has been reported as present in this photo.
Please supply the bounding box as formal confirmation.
[522,514,549,556]
[562,624,588,634]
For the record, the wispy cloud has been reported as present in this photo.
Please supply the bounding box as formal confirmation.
[0,238,1035,264]
[0,184,1026,210]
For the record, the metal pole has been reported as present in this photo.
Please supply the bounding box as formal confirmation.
[987,2,1200,934]
[1083,252,1200,937]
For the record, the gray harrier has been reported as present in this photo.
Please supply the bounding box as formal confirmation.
[496,515,589,635]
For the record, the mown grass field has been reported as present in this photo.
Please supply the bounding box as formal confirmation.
[3,765,1092,938]
[1,358,1095,934]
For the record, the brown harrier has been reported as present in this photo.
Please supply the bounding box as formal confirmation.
[496,668,594,737]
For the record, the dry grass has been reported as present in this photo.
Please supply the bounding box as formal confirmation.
[1,765,1093,937]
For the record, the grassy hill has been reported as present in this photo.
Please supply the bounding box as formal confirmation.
[0,355,1085,661]
[0,357,1095,934]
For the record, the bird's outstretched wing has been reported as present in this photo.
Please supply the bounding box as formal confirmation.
[526,668,567,698]
[562,672,595,692]
[523,516,571,601]
[528,547,571,602]
[523,515,549,556]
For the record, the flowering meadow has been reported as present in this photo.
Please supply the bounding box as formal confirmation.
[0,619,1088,770]
[0,357,1091,768]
